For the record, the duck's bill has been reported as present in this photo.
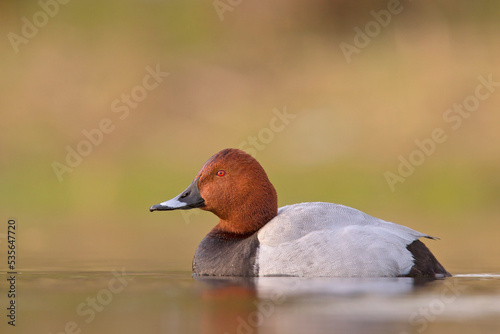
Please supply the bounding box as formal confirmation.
[149,178,205,212]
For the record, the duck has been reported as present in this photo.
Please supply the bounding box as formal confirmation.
[150,148,450,278]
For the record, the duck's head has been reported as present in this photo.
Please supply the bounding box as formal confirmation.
[150,148,278,235]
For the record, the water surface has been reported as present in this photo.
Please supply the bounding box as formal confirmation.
[4,270,500,334]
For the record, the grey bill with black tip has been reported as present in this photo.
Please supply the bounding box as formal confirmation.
[149,178,205,212]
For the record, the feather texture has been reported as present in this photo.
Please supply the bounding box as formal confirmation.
[257,202,434,277]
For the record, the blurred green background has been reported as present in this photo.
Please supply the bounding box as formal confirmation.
[1,0,499,273]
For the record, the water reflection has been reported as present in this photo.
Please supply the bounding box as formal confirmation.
[194,276,441,334]
[195,275,438,297]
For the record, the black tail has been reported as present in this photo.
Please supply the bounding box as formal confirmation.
[406,240,451,277]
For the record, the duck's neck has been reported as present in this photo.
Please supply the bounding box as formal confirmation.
[212,215,274,239]
[209,200,278,238]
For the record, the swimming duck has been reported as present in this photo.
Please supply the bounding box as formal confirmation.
[150,148,450,277]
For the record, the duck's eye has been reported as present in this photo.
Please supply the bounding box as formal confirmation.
[216,170,226,177]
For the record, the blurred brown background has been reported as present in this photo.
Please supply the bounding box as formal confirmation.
[1,0,499,273]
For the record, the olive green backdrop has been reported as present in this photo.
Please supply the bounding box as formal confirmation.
[1,0,499,273]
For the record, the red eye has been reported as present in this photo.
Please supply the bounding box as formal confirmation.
[216,170,226,177]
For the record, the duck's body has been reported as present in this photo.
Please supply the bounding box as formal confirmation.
[193,202,448,277]
[150,149,450,278]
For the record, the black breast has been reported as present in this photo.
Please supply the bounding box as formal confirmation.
[406,240,451,277]
[192,232,260,276]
